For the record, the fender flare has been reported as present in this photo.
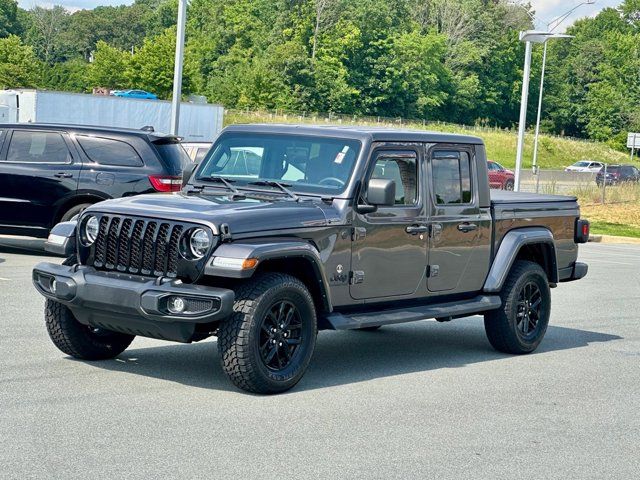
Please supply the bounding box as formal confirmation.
[45,220,78,256]
[483,227,558,293]
[204,240,332,311]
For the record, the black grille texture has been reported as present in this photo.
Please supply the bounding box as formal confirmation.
[90,215,189,278]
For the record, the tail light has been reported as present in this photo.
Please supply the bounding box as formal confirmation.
[575,219,590,244]
[149,175,182,192]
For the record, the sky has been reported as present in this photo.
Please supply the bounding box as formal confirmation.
[15,0,625,32]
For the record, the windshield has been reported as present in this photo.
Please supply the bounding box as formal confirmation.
[196,133,361,196]
[573,161,591,167]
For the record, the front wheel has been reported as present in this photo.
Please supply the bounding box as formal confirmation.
[484,260,550,354]
[45,300,134,360]
[504,179,514,191]
[218,273,317,394]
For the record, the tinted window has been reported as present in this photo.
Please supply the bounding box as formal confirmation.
[7,131,69,163]
[432,150,472,205]
[198,133,361,195]
[155,143,191,170]
[77,136,143,167]
[371,152,417,205]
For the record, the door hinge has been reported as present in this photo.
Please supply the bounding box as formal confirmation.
[427,265,439,278]
[349,270,365,285]
[429,223,442,239]
[352,227,366,241]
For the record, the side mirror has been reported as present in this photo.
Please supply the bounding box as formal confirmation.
[367,178,396,207]
[182,162,199,188]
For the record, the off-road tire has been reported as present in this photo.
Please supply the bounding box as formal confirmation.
[218,272,317,394]
[60,203,93,223]
[484,260,551,354]
[45,300,135,360]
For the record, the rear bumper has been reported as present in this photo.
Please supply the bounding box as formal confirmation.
[32,262,234,342]
[559,262,588,283]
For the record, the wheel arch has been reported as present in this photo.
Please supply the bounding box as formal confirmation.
[205,240,332,313]
[484,227,558,293]
[52,192,111,227]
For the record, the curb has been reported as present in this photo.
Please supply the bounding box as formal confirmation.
[589,234,640,244]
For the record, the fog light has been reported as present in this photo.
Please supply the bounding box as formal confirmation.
[167,296,186,314]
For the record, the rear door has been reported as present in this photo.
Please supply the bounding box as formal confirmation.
[0,129,79,231]
[427,146,492,293]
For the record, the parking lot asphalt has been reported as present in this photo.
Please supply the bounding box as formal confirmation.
[1,238,638,480]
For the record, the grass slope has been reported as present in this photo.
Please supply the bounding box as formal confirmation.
[224,110,629,171]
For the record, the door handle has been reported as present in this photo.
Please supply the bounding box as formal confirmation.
[54,172,73,179]
[457,222,478,233]
[406,225,429,235]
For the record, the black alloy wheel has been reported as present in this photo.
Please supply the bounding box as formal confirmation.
[516,281,542,340]
[259,300,303,372]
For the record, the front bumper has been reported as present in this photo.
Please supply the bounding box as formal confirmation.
[33,262,235,343]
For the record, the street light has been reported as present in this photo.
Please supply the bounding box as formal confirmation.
[514,30,572,191]
[531,0,595,190]
[170,0,188,135]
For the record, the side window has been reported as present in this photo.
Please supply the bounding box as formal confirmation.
[370,152,418,206]
[432,150,473,205]
[7,130,70,163]
[77,136,143,167]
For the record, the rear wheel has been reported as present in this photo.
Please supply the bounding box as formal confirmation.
[484,260,550,354]
[45,300,135,360]
[60,203,93,223]
[218,273,317,394]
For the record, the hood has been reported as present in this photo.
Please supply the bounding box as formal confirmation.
[84,192,336,235]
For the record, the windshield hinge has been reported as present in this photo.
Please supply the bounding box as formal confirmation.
[220,223,232,243]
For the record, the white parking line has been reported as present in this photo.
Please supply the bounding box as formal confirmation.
[0,277,9,281]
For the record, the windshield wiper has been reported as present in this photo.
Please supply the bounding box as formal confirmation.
[197,176,246,199]
[247,180,299,202]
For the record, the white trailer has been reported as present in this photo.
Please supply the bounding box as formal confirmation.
[0,89,224,142]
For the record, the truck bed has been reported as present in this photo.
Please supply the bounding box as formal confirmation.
[490,190,581,276]
[490,190,577,204]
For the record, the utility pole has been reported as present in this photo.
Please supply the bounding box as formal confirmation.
[170,0,187,135]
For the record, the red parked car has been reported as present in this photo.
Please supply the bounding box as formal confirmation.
[487,161,515,190]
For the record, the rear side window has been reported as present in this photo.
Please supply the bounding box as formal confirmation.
[154,143,191,170]
[432,150,472,205]
[7,130,70,163]
[77,136,143,167]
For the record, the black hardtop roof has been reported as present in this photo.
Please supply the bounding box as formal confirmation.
[1,122,177,140]
[222,123,484,145]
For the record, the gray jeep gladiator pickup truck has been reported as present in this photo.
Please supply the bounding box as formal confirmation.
[33,125,590,394]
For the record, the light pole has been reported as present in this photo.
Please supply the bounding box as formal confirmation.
[170,0,188,135]
[514,30,572,191]
[531,1,595,190]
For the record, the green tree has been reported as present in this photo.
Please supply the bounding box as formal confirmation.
[0,0,21,38]
[0,35,40,88]
[89,41,130,89]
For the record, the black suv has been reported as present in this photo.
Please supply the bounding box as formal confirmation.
[0,124,189,238]
[595,164,640,186]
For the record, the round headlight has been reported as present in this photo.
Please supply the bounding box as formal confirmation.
[189,228,211,258]
[84,216,99,245]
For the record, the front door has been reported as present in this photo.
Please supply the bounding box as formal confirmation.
[427,147,491,293]
[350,147,427,300]
[0,129,80,231]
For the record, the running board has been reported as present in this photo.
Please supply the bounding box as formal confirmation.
[323,295,501,330]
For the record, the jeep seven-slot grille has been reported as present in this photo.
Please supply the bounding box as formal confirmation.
[91,215,185,278]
